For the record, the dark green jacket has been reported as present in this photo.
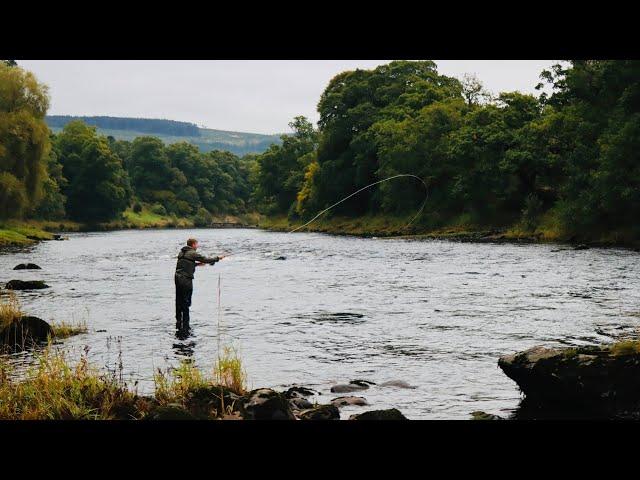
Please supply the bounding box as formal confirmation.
[175,246,220,279]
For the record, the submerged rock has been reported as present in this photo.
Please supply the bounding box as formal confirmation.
[0,316,54,352]
[331,396,368,407]
[13,263,42,270]
[330,380,375,393]
[379,380,416,389]
[238,388,296,420]
[298,404,340,420]
[498,343,640,415]
[5,280,50,290]
[349,408,408,420]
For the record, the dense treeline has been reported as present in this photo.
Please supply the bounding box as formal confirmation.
[47,115,201,137]
[2,60,639,243]
[0,62,253,225]
[254,60,640,242]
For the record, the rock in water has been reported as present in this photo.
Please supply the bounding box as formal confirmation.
[283,386,317,398]
[498,343,640,414]
[330,380,375,393]
[349,408,408,420]
[0,316,54,352]
[13,263,42,270]
[238,388,296,420]
[298,404,340,420]
[379,380,416,389]
[330,384,367,393]
[331,396,368,407]
[5,280,50,290]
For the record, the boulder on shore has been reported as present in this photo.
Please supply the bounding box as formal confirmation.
[13,263,42,270]
[289,397,314,410]
[149,404,197,420]
[5,280,50,290]
[0,315,53,351]
[498,343,640,414]
[298,404,340,420]
[238,388,296,420]
[283,386,317,398]
[349,408,408,420]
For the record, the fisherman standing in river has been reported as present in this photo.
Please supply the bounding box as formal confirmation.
[175,238,225,333]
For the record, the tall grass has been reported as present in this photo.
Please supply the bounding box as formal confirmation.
[214,346,247,394]
[0,346,149,420]
[0,291,22,328]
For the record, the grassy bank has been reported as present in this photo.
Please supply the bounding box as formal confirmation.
[259,212,640,248]
[1,208,261,248]
[0,222,58,247]
[259,213,567,241]
[0,344,246,420]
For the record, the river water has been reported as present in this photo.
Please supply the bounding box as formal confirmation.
[2,228,640,419]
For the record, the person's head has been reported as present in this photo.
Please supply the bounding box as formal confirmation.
[187,238,198,250]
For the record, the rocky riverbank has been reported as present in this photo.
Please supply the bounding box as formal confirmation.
[260,215,640,250]
[493,340,640,419]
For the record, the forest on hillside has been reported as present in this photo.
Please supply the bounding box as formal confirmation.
[1,60,639,242]
[47,116,201,137]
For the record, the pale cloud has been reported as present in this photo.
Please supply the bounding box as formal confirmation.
[19,60,558,134]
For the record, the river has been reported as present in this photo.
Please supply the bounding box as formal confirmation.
[2,228,640,419]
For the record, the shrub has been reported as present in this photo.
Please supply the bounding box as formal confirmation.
[150,203,167,216]
[193,208,212,227]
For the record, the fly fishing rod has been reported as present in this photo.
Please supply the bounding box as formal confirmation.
[288,174,429,234]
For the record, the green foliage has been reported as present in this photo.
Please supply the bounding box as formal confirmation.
[46,115,282,156]
[253,116,319,214]
[0,63,50,218]
[55,121,132,222]
[150,203,167,216]
[193,207,212,227]
[253,60,640,244]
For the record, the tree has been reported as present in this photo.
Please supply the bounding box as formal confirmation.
[254,116,318,215]
[313,60,462,216]
[460,73,492,106]
[55,121,131,221]
[0,63,51,218]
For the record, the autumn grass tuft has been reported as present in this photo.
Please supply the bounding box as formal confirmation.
[0,346,149,420]
[610,340,640,357]
[0,291,22,329]
[214,346,247,394]
[50,319,88,339]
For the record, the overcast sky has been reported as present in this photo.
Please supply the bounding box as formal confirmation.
[19,60,558,134]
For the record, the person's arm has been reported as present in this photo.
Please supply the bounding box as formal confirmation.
[194,253,223,265]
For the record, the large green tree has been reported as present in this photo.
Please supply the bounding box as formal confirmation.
[55,121,131,221]
[0,63,50,218]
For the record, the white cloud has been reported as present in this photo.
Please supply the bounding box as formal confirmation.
[19,60,558,134]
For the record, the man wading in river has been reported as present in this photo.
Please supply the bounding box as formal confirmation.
[175,238,225,333]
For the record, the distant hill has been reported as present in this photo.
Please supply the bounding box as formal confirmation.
[46,115,282,156]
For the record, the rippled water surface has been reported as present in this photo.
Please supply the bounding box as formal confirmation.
[2,228,640,419]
